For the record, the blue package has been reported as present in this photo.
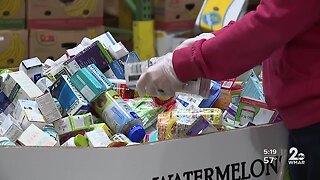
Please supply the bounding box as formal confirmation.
[0,91,11,114]
[87,64,113,90]
[108,51,141,79]
[241,70,264,101]
[199,81,222,108]
[50,75,90,116]
[70,68,107,102]
[64,41,112,75]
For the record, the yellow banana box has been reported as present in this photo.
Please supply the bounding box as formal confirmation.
[153,0,203,31]
[195,0,247,32]
[27,0,103,29]
[29,26,105,61]
[0,0,25,29]
[0,30,28,68]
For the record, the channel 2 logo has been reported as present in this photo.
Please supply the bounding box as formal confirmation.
[288,147,305,165]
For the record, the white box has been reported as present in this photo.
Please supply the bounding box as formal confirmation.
[0,123,287,180]
[0,115,23,142]
[19,57,43,82]
[236,97,276,126]
[53,113,93,135]
[17,124,57,147]
[86,129,112,147]
[1,71,43,106]
[13,100,46,130]
[35,93,62,124]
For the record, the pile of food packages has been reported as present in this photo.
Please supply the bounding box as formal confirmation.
[0,32,281,147]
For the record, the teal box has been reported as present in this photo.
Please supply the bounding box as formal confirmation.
[87,64,113,90]
[70,68,107,102]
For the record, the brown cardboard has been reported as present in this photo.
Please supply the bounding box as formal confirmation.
[29,26,105,61]
[0,0,26,29]
[27,0,103,29]
[0,30,28,68]
[104,0,118,17]
[153,0,203,31]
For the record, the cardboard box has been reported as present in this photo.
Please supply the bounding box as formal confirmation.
[0,114,23,142]
[0,0,25,29]
[1,71,43,106]
[153,0,204,31]
[0,30,28,68]
[70,67,107,102]
[236,97,277,126]
[63,41,111,75]
[17,124,57,146]
[19,57,43,82]
[50,75,90,116]
[0,123,288,180]
[53,113,93,135]
[104,0,118,17]
[27,0,103,29]
[35,93,62,124]
[13,99,46,130]
[0,90,13,115]
[29,27,105,61]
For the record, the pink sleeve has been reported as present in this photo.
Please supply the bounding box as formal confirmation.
[173,0,320,82]
[212,21,235,36]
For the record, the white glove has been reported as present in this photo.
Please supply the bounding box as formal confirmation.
[174,33,215,50]
[150,33,215,65]
[136,33,215,97]
[137,53,184,97]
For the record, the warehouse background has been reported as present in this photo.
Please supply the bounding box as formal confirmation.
[0,0,260,68]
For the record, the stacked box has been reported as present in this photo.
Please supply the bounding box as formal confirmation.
[29,27,105,61]
[0,0,25,29]
[153,0,203,31]
[27,0,104,29]
[0,30,28,68]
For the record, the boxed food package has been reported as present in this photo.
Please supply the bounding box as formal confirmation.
[153,0,204,31]
[19,57,43,82]
[53,113,93,135]
[17,124,57,146]
[63,41,111,75]
[0,0,25,29]
[13,99,46,130]
[0,30,28,68]
[0,91,14,115]
[0,114,23,142]
[29,27,105,61]
[1,71,43,106]
[70,67,107,102]
[236,96,277,126]
[27,0,103,29]
[50,75,90,116]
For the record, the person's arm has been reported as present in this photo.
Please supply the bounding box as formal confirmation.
[173,0,320,82]
[212,21,235,36]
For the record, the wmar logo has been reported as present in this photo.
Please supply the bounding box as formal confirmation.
[288,147,305,165]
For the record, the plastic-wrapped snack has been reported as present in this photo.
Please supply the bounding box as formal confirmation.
[126,98,165,129]
[157,108,221,141]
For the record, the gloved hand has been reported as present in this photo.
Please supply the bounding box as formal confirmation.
[174,33,215,50]
[137,53,184,97]
[136,33,215,98]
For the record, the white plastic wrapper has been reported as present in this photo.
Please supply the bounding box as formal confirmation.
[125,60,211,98]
